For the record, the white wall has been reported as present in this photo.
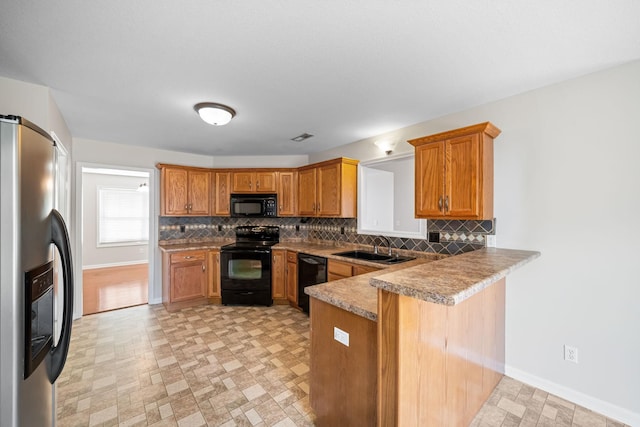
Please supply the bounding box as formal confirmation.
[81,172,149,268]
[311,60,640,424]
[212,155,308,168]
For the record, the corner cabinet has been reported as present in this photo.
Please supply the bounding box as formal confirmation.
[277,171,297,217]
[159,165,210,216]
[212,171,231,216]
[408,122,501,220]
[298,158,359,218]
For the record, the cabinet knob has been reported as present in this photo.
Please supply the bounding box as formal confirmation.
[249,182,252,189]
[256,181,260,189]
[202,263,205,272]
[438,196,443,211]
[444,196,449,212]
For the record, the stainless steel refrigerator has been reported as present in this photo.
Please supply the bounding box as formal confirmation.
[0,115,74,426]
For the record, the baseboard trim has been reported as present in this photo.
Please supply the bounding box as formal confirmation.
[505,365,639,426]
[83,260,148,270]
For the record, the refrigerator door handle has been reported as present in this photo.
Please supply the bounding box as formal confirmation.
[47,209,74,383]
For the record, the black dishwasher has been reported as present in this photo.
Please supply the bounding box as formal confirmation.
[297,253,327,314]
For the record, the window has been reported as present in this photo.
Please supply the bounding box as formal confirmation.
[97,186,149,246]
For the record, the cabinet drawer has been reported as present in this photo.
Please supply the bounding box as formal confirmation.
[286,251,297,263]
[328,260,353,277]
[170,251,206,264]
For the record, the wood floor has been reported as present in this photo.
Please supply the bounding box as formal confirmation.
[82,263,148,315]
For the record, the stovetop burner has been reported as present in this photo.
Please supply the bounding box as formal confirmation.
[222,225,280,250]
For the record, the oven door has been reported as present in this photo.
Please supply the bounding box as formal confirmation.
[220,247,272,305]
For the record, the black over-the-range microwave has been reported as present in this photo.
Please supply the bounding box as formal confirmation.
[230,193,277,218]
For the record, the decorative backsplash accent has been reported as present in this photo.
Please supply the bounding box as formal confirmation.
[159,216,495,255]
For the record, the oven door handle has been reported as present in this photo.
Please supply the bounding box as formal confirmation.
[222,248,271,254]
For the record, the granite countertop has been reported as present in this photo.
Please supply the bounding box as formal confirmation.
[302,257,431,321]
[158,238,235,252]
[304,247,539,321]
[369,248,540,306]
[157,239,539,323]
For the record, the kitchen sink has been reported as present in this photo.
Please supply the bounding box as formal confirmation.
[332,250,415,264]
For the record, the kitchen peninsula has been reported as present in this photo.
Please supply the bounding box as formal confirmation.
[305,247,540,427]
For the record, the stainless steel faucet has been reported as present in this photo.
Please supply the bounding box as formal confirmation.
[373,235,393,256]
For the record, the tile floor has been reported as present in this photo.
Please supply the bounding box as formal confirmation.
[57,304,629,427]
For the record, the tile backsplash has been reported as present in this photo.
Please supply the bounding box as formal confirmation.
[159,216,494,255]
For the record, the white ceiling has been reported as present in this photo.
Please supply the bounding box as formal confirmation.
[1,1,639,156]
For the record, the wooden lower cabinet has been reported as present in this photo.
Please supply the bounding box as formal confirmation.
[327,259,380,281]
[377,278,506,426]
[271,249,287,304]
[162,250,208,311]
[207,250,221,303]
[310,298,377,426]
[286,251,298,307]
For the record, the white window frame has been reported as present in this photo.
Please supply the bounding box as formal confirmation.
[97,186,149,247]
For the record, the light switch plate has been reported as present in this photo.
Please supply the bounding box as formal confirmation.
[333,327,349,347]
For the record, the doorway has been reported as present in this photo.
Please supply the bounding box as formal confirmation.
[81,166,151,315]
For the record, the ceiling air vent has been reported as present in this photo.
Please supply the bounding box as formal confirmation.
[290,133,314,142]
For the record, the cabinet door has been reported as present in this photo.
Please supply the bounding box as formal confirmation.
[255,172,277,192]
[286,258,298,305]
[298,168,317,216]
[272,249,286,299]
[232,172,254,192]
[317,162,341,217]
[163,168,189,216]
[170,260,206,302]
[327,259,353,281]
[213,172,231,216]
[415,141,446,218]
[188,170,211,215]
[278,171,297,216]
[353,264,380,276]
[208,250,220,298]
[446,134,481,218]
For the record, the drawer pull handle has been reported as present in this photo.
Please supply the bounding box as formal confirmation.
[184,256,194,259]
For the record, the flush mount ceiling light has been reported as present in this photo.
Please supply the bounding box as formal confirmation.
[374,139,398,155]
[194,102,236,126]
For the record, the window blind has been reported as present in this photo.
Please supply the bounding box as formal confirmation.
[98,187,149,245]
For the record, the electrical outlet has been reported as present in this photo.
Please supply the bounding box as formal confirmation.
[333,327,349,347]
[564,345,578,363]
[486,235,497,247]
[180,225,186,233]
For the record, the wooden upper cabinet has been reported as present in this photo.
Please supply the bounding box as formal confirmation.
[188,170,211,215]
[298,158,358,218]
[277,171,297,216]
[415,141,446,218]
[212,171,231,216]
[159,165,210,216]
[231,171,277,193]
[409,122,500,220]
[297,168,317,216]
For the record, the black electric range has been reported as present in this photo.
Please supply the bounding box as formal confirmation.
[220,226,280,306]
